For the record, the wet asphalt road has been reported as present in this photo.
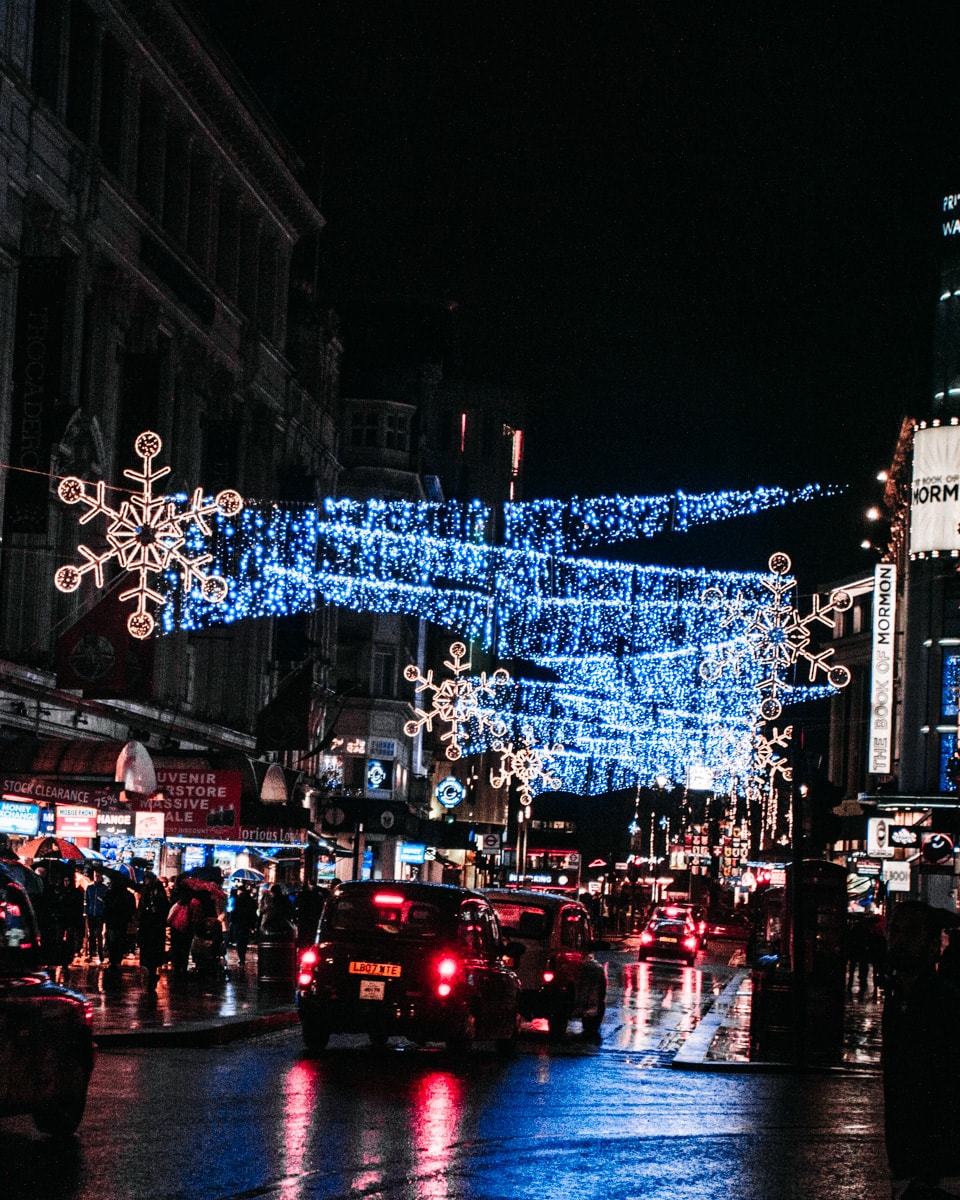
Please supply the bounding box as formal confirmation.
[0,943,889,1200]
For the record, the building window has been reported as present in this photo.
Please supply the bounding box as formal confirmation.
[372,647,396,698]
[349,409,379,448]
[98,35,125,175]
[942,653,960,720]
[384,412,409,452]
[32,0,64,111]
[65,1,96,141]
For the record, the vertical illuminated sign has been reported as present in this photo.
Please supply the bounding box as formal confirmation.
[868,563,896,775]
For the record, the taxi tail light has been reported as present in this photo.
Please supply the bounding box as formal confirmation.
[639,930,654,945]
[436,954,459,997]
[373,892,406,906]
[542,969,555,984]
[83,1001,93,1027]
[298,946,319,987]
[683,935,698,952]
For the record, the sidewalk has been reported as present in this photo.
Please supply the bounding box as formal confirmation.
[673,967,884,1072]
[52,946,301,1048]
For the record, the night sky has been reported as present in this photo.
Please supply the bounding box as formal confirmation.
[192,3,956,584]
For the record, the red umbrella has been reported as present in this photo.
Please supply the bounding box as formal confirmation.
[180,876,227,902]
[17,836,84,862]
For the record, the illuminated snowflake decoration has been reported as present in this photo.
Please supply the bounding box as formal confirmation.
[54,431,243,639]
[490,725,564,811]
[403,641,511,761]
[700,551,852,721]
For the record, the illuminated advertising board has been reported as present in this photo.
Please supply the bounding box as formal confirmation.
[868,563,896,775]
[910,424,960,556]
[55,804,98,837]
[145,769,241,839]
[0,799,39,837]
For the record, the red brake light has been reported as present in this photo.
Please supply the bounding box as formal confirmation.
[300,947,319,968]
[640,931,654,945]
[373,892,406,906]
[436,955,459,996]
[542,970,555,984]
[683,935,698,952]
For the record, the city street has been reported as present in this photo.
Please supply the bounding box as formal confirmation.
[0,942,890,1200]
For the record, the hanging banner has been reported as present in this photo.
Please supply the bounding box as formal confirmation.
[56,584,155,699]
[868,563,896,775]
[910,424,960,556]
[3,257,67,536]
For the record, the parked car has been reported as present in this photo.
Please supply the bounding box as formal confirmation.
[484,889,608,1040]
[296,881,522,1055]
[705,908,754,940]
[637,912,701,966]
[0,865,94,1135]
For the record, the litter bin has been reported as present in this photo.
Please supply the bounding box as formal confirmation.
[750,966,794,1063]
[257,923,297,987]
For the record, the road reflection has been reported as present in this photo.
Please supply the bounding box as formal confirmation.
[608,950,728,1055]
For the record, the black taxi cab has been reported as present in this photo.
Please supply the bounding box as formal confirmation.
[296,881,522,1054]
[484,888,607,1039]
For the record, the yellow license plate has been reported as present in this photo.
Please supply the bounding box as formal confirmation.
[349,961,401,978]
[660,937,678,944]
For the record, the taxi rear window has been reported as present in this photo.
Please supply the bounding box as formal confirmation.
[324,894,443,939]
[489,903,550,940]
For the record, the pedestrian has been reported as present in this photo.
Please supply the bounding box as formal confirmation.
[846,914,870,994]
[58,872,85,966]
[136,871,169,991]
[261,883,294,933]
[84,871,107,961]
[882,900,960,1197]
[167,879,202,977]
[103,878,136,969]
[228,884,258,966]
[32,865,58,963]
[294,879,324,951]
[867,915,888,997]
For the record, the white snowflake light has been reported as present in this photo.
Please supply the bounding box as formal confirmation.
[700,551,852,721]
[490,724,564,811]
[403,640,510,760]
[54,430,243,639]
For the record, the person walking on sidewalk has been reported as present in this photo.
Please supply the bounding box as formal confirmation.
[228,883,258,966]
[167,879,202,977]
[84,872,107,962]
[103,878,136,969]
[294,879,324,952]
[137,871,169,992]
[883,900,960,1197]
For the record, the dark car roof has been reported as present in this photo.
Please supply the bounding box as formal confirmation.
[329,880,491,911]
[484,889,587,912]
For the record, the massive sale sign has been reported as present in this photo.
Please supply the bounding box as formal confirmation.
[911,424,960,556]
[146,769,242,839]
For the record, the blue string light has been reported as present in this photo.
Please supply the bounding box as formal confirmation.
[163,484,840,793]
